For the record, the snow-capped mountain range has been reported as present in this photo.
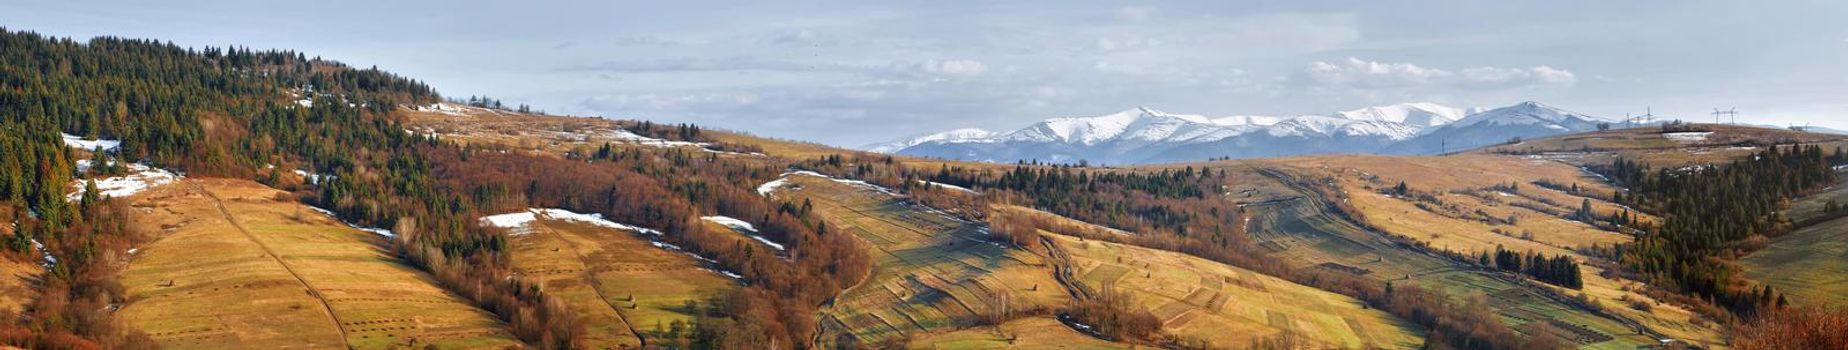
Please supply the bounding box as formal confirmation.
[867,101,1612,164]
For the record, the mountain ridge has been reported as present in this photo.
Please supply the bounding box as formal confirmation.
[873,101,1606,164]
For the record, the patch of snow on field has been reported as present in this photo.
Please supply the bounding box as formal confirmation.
[1662,131,1713,142]
[762,170,897,195]
[479,208,663,236]
[306,206,396,237]
[61,133,121,151]
[702,216,786,251]
[416,102,471,116]
[68,163,178,200]
[917,180,976,193]
[32,239,54,268]
[756,177,794,196]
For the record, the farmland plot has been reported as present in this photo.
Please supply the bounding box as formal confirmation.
[117,179,520,349]
[768,175,1079,346]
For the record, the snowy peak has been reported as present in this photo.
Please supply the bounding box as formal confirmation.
[1447,101,1607,129]
[864,128,996,153]
[1209,115,1283,127]
[873,101,1610,164]
[1331,102,1469,128]
[1005,107,1213,144]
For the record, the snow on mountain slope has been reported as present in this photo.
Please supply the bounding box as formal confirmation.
[863,128,997,153]
[875,102,1612,164]
[1444,101,1606,129]
[1331,102,1469,128]
[1387,101,1612,155]
[1209,115,1284,127]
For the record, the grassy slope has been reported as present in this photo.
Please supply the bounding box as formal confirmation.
[511,218,740,345]
[1268,155,1727,347]
[771,175,1083,346]
[117,178,520,349]
[1743,175,1848,308]
[1224,165,1663,350]
[1045,229,1425,349]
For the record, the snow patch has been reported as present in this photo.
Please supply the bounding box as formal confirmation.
[306,206,395,237]
[701,216,786,251]
[916,180,976,193]
[61,133,121,151]
[68,163,178,200]
[1662,132,1713,142]
[479,208,663,236]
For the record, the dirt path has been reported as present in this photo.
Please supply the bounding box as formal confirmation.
[185,180,351,346]
[532,221,647,346]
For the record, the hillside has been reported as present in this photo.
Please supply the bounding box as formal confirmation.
[8,26,1848,350]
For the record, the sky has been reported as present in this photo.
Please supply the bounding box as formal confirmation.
[5,0,1846,147]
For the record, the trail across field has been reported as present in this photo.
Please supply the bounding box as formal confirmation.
[117,179,520,349]
[771,175,1084,346]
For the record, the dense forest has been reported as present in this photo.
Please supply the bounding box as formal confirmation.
[1601,145,1844,318]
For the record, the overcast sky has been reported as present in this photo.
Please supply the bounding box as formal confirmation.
[6,0,1846,146]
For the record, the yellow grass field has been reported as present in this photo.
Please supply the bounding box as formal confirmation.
[0,255,35,317]
[507,217,740,348]
[1045,232,1425,349]
[907,316,1131,350]
[117,178,520,349]
[769,175,1084,346]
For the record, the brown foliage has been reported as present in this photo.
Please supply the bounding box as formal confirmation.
[1731,307,1848,350]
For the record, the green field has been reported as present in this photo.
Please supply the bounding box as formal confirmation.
[1742,214,1848,308]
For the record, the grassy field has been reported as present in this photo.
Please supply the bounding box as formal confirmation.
[117,178,521,349]
[508,217,740,348]
[0,253,36,317]
[768,175,1086,346]
[1233,169,1668,350]
[1044,230,1425,349]
[1742,214,1848,308]
[1742,174,1848,308]
[907,316,1130,350]
[1471,124,1848,169]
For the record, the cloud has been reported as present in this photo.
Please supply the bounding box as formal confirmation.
[1117,6,1155,21]
[569,56,822,73]
[1291,57,1577,91]
[905,59,988,76]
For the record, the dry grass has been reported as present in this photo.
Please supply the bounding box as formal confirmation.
[1045,232,1425,349]
[117,178,520,349]
[770,175,1076,346]
[511,218,740,345]
[907,316,1131,350]
[1472,124,1848,169]
[0,255,36,317]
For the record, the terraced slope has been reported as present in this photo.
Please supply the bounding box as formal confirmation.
[766,175,1082,346]
[506,216,740,348]
[1044,231,1425,348]
[117,178,520,349]
[1237,170,1662,350]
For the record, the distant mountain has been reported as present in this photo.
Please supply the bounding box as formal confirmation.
[862,128,996,153]
[872,101,1614,164]
[1386,102,1611,155]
